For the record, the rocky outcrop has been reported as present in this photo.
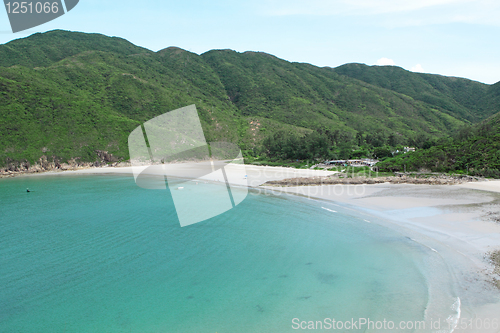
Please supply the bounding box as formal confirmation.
[265,173,483,186]
[96,150,119,163]
[0,151,127,178]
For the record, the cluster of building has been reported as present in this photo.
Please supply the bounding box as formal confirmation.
[323,147,416,167]
[324,159,378,167]
[392,147,416,154]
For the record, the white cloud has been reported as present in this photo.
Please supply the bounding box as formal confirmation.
[411,64,425,72]
[263,0,472,15]
[375,57,397,66]
[338,0,468,15]
[259,0,500,26]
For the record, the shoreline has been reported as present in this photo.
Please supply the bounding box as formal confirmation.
[16,164,500,267]
[1,163,340,186]
[8,164,500,258]
[5,164,500,327]
[260,181,500,327]
[0,162,130,179]
[1,162,486,184]
[260,181,500,270]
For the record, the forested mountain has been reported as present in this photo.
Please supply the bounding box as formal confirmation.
[0,30,498,169]
[377,111,500,177]
[202,50,467,138]
[334,63,497,122]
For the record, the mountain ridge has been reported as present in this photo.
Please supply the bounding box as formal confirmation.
[0,30,498,171]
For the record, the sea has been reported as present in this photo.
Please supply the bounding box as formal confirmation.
[0,174,461,332]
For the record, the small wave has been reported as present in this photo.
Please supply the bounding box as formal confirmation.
[321,207,337,213]
[446,297,461,333]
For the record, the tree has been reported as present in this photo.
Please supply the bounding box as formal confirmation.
[388,133,398,147]
[374,146,392,159]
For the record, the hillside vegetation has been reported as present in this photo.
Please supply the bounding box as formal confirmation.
[334,63,495,122]
[377,112,500,177]
[0,30,499,171]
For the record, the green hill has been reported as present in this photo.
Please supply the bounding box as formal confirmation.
[202,50,466,138]
[334,63,495,122]
[377,111,500,177]
[483,81,500,116]
[0,33,241,167]
[0,30,499,170]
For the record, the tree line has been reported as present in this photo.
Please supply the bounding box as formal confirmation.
[259,129,440,161]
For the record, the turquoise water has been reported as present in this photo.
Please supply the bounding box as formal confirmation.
[1,175,449,332]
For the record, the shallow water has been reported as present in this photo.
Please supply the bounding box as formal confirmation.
[0,175,458,332]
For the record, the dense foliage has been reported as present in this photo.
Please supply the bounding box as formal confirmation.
[202,50,469,140]
[377,113,500,177]
[334,63,496,122]
[0,30,499,170]
[262,131,330,160]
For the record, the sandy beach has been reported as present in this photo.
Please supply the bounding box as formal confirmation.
[47,163,338,185]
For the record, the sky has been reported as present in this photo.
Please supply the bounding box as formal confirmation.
[1,0,499,84]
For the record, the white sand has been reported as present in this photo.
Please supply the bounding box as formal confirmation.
[52,163,337,186]
[458,180,500,193]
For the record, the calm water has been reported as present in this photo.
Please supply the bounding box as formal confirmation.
[0,175,455,332]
